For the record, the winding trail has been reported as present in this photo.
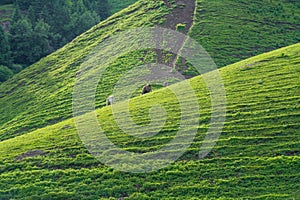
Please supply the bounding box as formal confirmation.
[156,0,196,77]
[162,0,195,33]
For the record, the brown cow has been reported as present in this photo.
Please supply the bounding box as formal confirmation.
[141,84,152,95]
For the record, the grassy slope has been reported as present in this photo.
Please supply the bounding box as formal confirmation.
[0,43,299,199]
[1,0,300,142]
[188,0,300,68]
[1,0,300,141]
[0,0,170,141]
[0,4,14,25]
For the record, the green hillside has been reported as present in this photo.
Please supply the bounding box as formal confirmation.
[0,4,13,25]
[0,42,299,199]
[1,0,300,142]
[108,0,138,14]
[0,0,170,141]
[187,0,300,68]
[0,0,299,198]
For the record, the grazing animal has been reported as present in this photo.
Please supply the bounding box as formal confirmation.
[106,95,114,106]
[142,84,152,95]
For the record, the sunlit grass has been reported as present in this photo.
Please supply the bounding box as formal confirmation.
[0,43,299,199]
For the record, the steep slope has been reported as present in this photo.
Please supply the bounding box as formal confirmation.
[185,0,300,73]
[0,43,299,199]
[0,4,13,31]
[0,0,299,142]
[0,0,172,141]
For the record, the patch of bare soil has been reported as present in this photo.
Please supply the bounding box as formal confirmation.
[155,0,196,78]
[162,0,195,33]
[15,150,45,161]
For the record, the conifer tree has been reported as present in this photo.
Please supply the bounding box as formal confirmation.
[9,19,34,65]
[0,27,12,67]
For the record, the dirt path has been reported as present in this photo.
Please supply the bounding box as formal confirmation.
[155,0,196,77]
[162,0,195,33]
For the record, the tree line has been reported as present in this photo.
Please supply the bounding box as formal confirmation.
[0,0,109,83]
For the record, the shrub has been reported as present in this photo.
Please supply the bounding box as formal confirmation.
[0,65,14,82]
[10,64,23,73]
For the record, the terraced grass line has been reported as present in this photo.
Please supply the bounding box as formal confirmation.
[0,42,299,199]
[0,4,14,30]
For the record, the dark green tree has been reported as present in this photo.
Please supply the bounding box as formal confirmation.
[9,19,34,65]
[14,0,31,10]
[6,0,110,70]
[27,5,38,24]
[83,0,110,19]
[0,0,13,5]
[45,0,71,41]
[11,5,22,23]
[68,4,100,39]
[32,20,51,60]
[0,27,12,67]
[96,0,110,19]
[27,0,47,24]
[0,65,14,83]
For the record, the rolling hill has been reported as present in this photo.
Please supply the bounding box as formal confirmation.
[0,0,170,141]
[0,41,299,199]
[0,0,299,142]
[184,0,300,72]
[0,0,299,198]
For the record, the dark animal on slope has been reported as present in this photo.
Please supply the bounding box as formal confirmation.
[142,84,152,95]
